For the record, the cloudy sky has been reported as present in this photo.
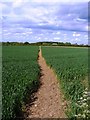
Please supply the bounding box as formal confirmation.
[0,0,89,44]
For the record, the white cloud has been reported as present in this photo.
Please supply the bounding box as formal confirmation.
[84,35,88,38]
[1,0,88,44]
[73,33,76,37]
[13,0,23,8]
[73,33,81,37]
[76,34,81,36]
[31,0,89,3]
[85,25,90,31]
[0,2,6,9]
[56,31,61,34]
[0,0,89,2]
[54,37,60,40]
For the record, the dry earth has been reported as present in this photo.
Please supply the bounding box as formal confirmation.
[25,48,67,119]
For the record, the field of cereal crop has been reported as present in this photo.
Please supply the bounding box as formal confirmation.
[42,46,89,118]
[2,45,89,119]
[2,46,40,119]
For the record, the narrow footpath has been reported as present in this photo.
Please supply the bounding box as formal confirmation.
[25,48,67,118]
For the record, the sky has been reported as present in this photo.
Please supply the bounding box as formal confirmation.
[0,0,89,44]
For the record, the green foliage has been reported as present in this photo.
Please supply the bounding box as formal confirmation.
[2,42,89,47]
[42,47,88,118]
[2,46,40,119]
[0,45,2,120]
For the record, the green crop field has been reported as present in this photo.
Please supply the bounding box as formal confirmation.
[2,46,40,119]
[2,45,89,119]
[42,46,89,118]
[0,45,2,120]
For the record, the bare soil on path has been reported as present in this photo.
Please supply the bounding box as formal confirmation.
[25,49,67,118]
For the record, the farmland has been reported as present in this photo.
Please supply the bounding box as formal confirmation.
[2,45,89,119]
[2,46,40,119]
[0,45,2,120]
[42,46,88,118]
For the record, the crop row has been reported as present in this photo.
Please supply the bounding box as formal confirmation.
[42,46,88,118]
[2,46,40,119]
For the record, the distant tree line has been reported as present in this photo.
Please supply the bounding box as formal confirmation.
[1,41,89,47]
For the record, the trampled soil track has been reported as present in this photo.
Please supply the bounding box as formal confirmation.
[25,48,67,118]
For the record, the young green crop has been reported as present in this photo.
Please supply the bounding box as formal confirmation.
[2,46,40,119]
[42,46,88,118]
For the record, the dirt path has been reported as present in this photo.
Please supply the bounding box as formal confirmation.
[25,48,67,118]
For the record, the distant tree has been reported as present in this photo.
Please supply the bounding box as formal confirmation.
[58,42,64,46]
[65,42,71,46]
[24,42,30,45]
[7,42,10,45]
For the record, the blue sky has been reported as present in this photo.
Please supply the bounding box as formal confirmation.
[0,0,89,44]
